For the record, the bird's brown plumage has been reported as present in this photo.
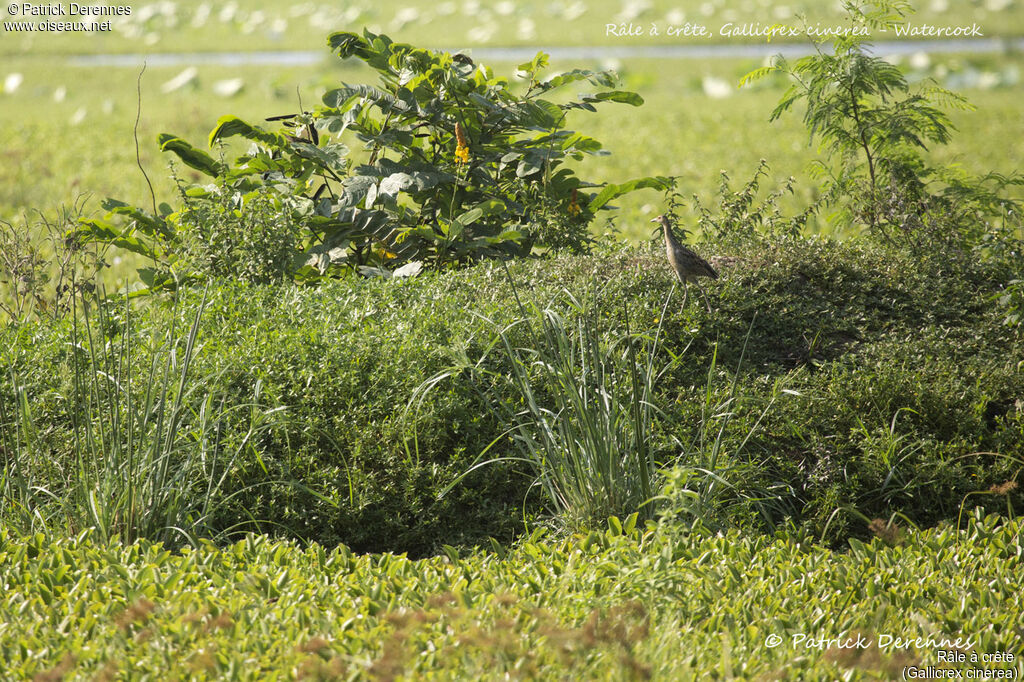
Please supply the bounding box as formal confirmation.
[652,214,717,311]
[652,215,717,282]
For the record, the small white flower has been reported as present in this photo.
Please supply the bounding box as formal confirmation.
[984,0,1011,11]
[392,7,420,29]
[191,3,211,28]
[616,0,650,21]
[467,23,496,42]
[268,17,288,37]
[563,0,587,20]
[665,8,686,24]
[219,2,237,23]
[978,71,1000,89]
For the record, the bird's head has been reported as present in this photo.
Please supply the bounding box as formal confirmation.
[652,214,691,240]
[648,215,672,241]
[652,214,679,233]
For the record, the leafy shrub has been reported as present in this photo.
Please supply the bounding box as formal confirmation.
[998,278,1024,328]
[171,180,308,285]
[744,0,1022,249]
[75,30,667,291]
[659,161,819,251]
[3,236,1021,552]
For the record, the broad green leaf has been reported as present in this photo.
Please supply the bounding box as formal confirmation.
[303,240,350,274]
[157,134,226,177]
[75,220,160,259]
[589,176,673,211]
[454,207,483,228]
[99,201,173,240]
[379,170,446,197]
[339,176,377,209]
[471,199,507,217]
[562,133,604,154]
[327,31,370,59]
[322,84,401,112]
[516,151,547,178]
[522,99,564,129]
[623,512,639,535]
[516,51,549,76]
[208,115,288,148]
[483,229,524,244]
[593,91,644,107]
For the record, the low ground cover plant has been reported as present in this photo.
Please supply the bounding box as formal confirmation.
[1,513,1021,680]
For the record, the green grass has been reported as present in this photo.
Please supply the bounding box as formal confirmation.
[4,0,1023,56]
[1,290,291,546]
[2,513,1021,680]
[416,288,670,532]
[2,50,1022,249]
[0,56,347,229]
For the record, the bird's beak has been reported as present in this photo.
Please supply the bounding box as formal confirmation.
[650,217,659,223]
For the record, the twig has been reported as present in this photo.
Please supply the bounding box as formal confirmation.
[135,62,157,217]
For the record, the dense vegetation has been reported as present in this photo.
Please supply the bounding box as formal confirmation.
[3,226,1022,554]
[2,1,1023,678]
[3,514,1022,680]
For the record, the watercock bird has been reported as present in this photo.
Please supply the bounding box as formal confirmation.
[652,214,718,312]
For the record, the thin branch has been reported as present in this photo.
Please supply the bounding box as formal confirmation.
[135,62,158,217]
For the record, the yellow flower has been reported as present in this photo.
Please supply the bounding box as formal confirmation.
[567,188,581,216]
[454,121,470,164]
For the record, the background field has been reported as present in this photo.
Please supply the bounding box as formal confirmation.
[2,56,1022,254]
[4,0,1024,258]
[4,0,1024,56]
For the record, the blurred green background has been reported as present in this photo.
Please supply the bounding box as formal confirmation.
[3,0,1022,267]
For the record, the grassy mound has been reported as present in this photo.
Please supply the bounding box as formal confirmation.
[3,233,1021,554]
